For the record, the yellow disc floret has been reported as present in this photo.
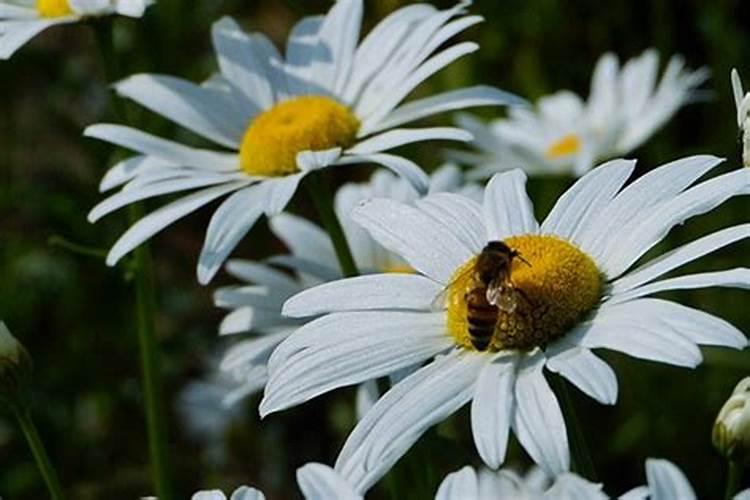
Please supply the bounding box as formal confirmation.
[446,235,602,352]
[36,0,73,17]
[239,95,360,177]
[545,134,581,159]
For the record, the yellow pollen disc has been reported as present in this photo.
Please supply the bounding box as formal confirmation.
[446,235,602,352]
[36,0,73,17]
[239,95,360,177]
[545,134,581,159]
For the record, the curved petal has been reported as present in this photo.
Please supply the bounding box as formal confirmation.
[416,193,486,253]
[512,352,570,475]
[296,463,362,500]
[269,213,338,270]
[282,274,442,317]
[483,170,538,240]
[544,474,607,500]
[0,19,72,60]
[546,347,618,405]
[645,459,696,500]
[224,260,299,296]
[337,153,430,195]
[335,350,485,493]
[610,269,750,305]
[351,197,474,283]
[99,155,174,192]
[471,355,517,468]
[260,311,450,417]
[350,127,471,155]
[114,73,250,148]
[435,467,479,500]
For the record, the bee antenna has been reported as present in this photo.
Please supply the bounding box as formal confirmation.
[516,254,532,267]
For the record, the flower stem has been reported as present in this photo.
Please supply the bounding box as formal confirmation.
[12,403,65,500]
[306,173,360,277]
[551,375,597,480]
[725,459,743,500]
[92,19,174,500]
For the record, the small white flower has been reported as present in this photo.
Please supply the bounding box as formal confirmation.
[436,465,605,500]
[192,463,359,500]
[263,155,749,493]
[216,165,479,406]
[455,49,707,178]
[732,69,750,167]
[0,0,152,59]
[85,0,522,284]
[620,458,750,500]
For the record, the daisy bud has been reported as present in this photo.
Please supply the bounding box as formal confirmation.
[0,322,32,405]
[713,377,750,462]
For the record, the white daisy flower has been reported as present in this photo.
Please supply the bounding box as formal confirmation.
[192,462,359,500]
[217,165,479,406]
[436,465,605,500]
[731,69,750,167]
[0,0,152,59]
[620,458,750,500]
[263,155,750,493]
[85,0,522,284]
[454,49,707,178]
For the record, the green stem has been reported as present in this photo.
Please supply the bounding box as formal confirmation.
[306,173,360,277]
[725,459,743,500]
[91,19,174,500]
[13,404,65,500]
[551,375,596,480]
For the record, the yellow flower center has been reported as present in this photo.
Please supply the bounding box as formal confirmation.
[545,134,581,159]
[239,95,360,177]
[36,0,73,17]
[446,235,602,352]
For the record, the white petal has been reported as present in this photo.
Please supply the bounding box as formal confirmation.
[0,5,38,18]
[260,311,450,417]
[115,74,250,148]
[192,490,227,500]
[266,255,341,283]
[89,174,239,222]
[471,355,516,468]
[544,473,607,500]
[732,69,745,127]
[645,459,696,500]
[611,269,750,305]
[619,486,650,500]
[546,347,618,405]
[541,159,636,244]
[335,350,485,493]
[84,124,240,171]
[351,197,474,283]
[211,17,279,109]
[113,0,151,17]
[603,168,750,278]
[512,352,570,475]
[219,306,292,336]
[284,15,325,96]
[366,86,525,135]
[269,213,338,270]
[224,260,299,295]
[576,299,707,367]
[105,182,246,266]
[435,467,479,500]
[611,224,750,295]
[355,380,379,420]
[297,148,342,172]
[282,274,442,318]
[315,0,363,95]
[416,193,486,252]
[296,463,362,500]
[337,153,430,195]
[349,127,471,155]
[734,489,750,500]
[220,331,292,375]
[0,18,76,60]
[99,155,174,192]
[483,170,538,240]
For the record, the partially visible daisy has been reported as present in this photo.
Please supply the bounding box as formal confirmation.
[217,165,479,406]
[454,49,707,178]
[85,0,522,284]
[732,69,750,167]
[263,156,749,492]
[192,462,359,500]
[620,458,750,500]
[0,0,152,59]
[436,465,605,500]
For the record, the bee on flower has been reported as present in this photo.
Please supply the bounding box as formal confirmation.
[0,0,152,59]
[452,50,707,178]
[262,156,750,494]
[85,0,523,285]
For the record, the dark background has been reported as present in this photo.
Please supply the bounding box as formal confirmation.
[1,0,749,497]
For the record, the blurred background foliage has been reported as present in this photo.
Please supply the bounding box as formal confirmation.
[1,0,750,498]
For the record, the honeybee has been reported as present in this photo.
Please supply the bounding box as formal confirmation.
[434,241,530,351]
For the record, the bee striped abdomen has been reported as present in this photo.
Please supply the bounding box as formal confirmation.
[465,288,498,351]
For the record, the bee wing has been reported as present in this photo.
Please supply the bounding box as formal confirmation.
[486,276,518,313]
[430,266,475,311]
